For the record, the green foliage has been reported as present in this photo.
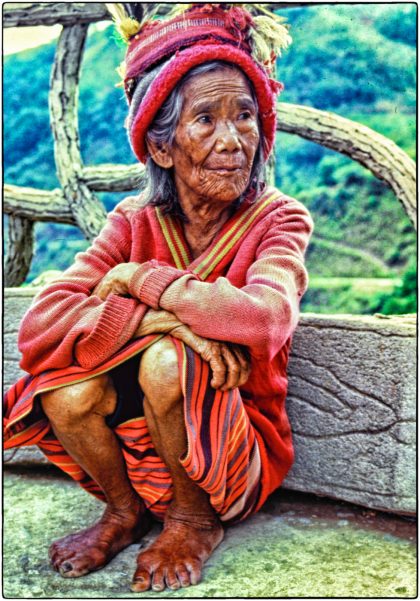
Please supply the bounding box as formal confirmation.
[368,260,418,315]
[3,6,417,315]
[4,44,58,189]
[302,283,373,315]
[375,4,417,46]
[278,4,416,112]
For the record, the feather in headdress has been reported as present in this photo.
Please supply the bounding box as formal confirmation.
[108,2,292,87]
[105,3,162,43]
[106,3,141,42]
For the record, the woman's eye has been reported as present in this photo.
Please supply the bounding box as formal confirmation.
[239,111,252,120]
[198,115,212,124]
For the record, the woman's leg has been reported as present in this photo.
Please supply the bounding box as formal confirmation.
[41,373,151,578]
[131,337,224,592]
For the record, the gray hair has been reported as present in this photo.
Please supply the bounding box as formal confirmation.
[130,60,265,218]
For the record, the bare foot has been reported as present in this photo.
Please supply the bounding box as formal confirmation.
[49,499,152,578]
[131,506,224,592]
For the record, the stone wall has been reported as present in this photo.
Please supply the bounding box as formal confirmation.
[4,288,416,515]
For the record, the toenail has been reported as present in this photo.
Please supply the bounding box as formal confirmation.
[152,584,164,591]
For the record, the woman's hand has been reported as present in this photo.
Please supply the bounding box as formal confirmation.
[170,324,250,391]
[135,310,250,391]
[92,263,139,300]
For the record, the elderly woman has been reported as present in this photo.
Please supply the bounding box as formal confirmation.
[4,3,312,593]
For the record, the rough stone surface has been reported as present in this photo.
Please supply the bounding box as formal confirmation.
[3,468,416,598]
[283,313,416,515]
[4,289,416,514]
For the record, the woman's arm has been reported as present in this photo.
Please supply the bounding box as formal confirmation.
[128,197,313,360]
[18,204,146,375]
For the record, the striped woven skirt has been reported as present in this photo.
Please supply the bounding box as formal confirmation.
[4,335,262,524]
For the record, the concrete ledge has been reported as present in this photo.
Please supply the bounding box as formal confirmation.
[4,288,416,515]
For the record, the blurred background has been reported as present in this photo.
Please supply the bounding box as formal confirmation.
[3,3,417,314]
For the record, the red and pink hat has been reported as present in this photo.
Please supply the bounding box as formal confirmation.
[109,4,291,163]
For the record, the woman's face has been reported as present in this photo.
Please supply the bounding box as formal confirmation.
[167,67,260,207]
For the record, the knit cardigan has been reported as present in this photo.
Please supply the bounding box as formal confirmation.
[18,186,313,504]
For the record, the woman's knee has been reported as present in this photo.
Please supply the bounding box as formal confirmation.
[41,373,116,429]
[139,337,182,415]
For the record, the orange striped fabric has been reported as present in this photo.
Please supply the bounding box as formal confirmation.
[4,338,261,524]
[3,188,279,523]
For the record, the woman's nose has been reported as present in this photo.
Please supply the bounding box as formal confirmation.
[214,122,241,153]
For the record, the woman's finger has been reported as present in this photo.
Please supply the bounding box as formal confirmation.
[171,328,225,388]
[168,326,228,389]
[229,345,251,387]
[220,345,242,390]
[208,348,227,389]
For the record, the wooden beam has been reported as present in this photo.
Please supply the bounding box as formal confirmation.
[2,2,330,28]
[3,164,147,223]
[4,217,34,286]
[82,164,146,192]
[4,184,75,224]
[277,103,417,229]
[3,3,109,27]
[49,24,107,240]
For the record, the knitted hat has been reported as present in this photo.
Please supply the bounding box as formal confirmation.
[106,3,292,164]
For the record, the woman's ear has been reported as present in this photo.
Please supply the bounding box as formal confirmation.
[146,139,174,169]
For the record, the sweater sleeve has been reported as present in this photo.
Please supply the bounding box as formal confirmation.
[128,197,313,360]
[18,203,147,375]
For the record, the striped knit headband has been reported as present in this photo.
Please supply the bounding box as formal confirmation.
[106,3,292,164]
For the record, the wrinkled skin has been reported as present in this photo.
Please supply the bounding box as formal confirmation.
[42,66,258,591]
[148,66,260,258]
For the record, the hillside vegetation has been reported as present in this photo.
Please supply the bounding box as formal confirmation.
[4,4,416,313]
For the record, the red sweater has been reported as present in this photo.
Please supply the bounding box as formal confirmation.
[19,187,313,502]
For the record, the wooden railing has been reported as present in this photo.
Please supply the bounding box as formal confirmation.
[4,1,416,289]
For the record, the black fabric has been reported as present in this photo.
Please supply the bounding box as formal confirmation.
[106,354,144,428]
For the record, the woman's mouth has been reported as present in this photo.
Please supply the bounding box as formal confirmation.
[207,166,242,175]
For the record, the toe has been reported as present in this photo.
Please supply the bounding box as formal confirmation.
[51,551,76,571]
[49,544,77,565]
[58,561,74,575]
[131,569,151,592]
[166,567,181,590]
[58,558,90,578]
[151,567,166,592]
[175,564,191,588]
[186,558,202,585]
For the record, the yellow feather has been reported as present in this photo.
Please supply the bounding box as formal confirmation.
[105,3,141,42]
[105,3,128,23]
[118,17,142,41]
